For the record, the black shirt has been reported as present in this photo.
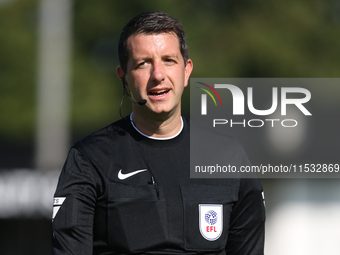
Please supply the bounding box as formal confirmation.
[52,117,265,254]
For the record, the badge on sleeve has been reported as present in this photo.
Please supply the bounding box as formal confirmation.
[199,204,223,241]
[52,197,66,221]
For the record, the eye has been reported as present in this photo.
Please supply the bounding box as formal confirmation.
[164,58,176,65]
[135,61,149,70]
[137,61,147,67]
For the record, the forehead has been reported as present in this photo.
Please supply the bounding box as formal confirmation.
[126,32,181,58]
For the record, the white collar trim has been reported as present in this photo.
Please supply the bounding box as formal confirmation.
[130,113,184,140]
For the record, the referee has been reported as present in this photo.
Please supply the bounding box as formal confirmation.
[52,11,265,255]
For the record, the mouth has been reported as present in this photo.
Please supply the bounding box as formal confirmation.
[148,89,170,97]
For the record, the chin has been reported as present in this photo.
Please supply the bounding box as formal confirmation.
[147,101,180,116]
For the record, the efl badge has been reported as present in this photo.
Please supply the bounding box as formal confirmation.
[199,204,223,241]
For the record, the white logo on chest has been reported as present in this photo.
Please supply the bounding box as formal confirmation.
[199,204,223,241]
[118,169,147,180]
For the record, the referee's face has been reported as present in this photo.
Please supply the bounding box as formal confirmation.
[118,32,193,119]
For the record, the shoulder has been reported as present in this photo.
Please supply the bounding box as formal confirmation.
[185,117,241,146]
[190,119,246,154]
[75,118,126,144]
[190,119,252,178]
[72,118,132,157]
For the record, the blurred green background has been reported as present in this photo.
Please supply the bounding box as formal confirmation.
[1,0,340,168]
[1,0,340,254]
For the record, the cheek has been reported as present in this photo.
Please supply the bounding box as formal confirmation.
[168,68,186,84]
[128,74,146,92]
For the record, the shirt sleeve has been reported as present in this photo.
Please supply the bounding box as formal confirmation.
[52,148,97,255]
[225,177,266,255]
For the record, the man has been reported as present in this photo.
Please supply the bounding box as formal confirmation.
[52,11,265,254]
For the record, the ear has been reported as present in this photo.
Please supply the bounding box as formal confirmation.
[184,59,193,88]
[116,66,130,92]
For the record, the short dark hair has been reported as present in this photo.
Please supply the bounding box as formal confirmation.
[118,11,189,73]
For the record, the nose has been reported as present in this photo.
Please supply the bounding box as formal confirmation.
[150,60,166,83]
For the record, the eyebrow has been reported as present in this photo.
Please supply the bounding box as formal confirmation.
[132,53,180,63]
[162,54,180,59]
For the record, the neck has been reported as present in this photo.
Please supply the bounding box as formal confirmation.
[131,109,183,139]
